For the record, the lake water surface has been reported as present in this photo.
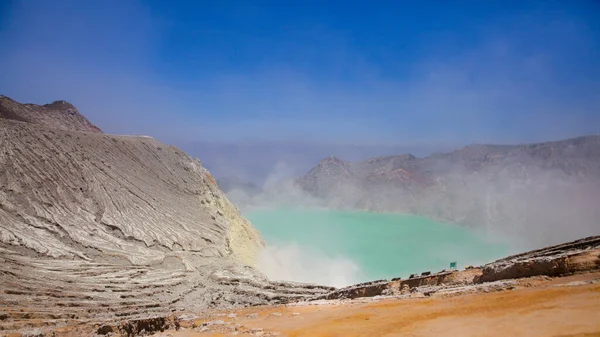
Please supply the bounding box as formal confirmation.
[247,208,512,287]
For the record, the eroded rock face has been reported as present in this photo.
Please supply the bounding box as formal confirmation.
[478,235,600,282]
[0,116,262,266]
[0,96,332,335]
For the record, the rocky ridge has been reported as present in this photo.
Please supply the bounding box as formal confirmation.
[0,95,102,133]
[313,235,600,301]
[294,136,600,246]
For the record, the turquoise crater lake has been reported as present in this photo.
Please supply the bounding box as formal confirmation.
[246,208,513,287]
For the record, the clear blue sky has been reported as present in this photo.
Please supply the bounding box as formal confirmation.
[0,0,599,147]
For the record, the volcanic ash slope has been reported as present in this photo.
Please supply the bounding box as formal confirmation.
[0,95,331,331]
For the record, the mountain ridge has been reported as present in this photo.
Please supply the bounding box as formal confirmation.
[0,95,103,133]
[293,135,600,247]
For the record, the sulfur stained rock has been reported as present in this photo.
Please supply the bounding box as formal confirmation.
[0,96,333,335]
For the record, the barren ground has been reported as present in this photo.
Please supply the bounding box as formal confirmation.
[154,272,600,337]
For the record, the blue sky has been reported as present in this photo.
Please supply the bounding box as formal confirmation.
[0,0,599,148]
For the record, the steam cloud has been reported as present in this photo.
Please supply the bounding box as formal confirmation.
[258,243,362,287]
[1,0,598,286]
[239,147,600,285]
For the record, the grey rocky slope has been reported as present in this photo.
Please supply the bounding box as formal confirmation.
[0,95,103,133]
[0,96,332,334]
[292,137,600,247]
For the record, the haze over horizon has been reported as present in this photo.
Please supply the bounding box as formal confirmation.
[1,0,599,182]
[3,2,600,333]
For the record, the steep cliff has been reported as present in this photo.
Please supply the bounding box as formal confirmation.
[0,101,263,267]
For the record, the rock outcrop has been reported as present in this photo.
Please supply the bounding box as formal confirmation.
[478,235,600,282]
[0,95,103,133]
[0,111,261,267]
[0,96,332,335]
[320,235,600,301]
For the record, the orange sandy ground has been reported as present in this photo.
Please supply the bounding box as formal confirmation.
[159,272,600,337]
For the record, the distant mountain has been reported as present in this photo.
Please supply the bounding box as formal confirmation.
[181,141,450,186]
[295,136,600,247]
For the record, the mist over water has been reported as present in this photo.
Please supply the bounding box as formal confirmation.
[248,207,515,287]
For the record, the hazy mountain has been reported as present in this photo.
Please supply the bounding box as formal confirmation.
[181,141,451,186]
[293,136,600,248]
